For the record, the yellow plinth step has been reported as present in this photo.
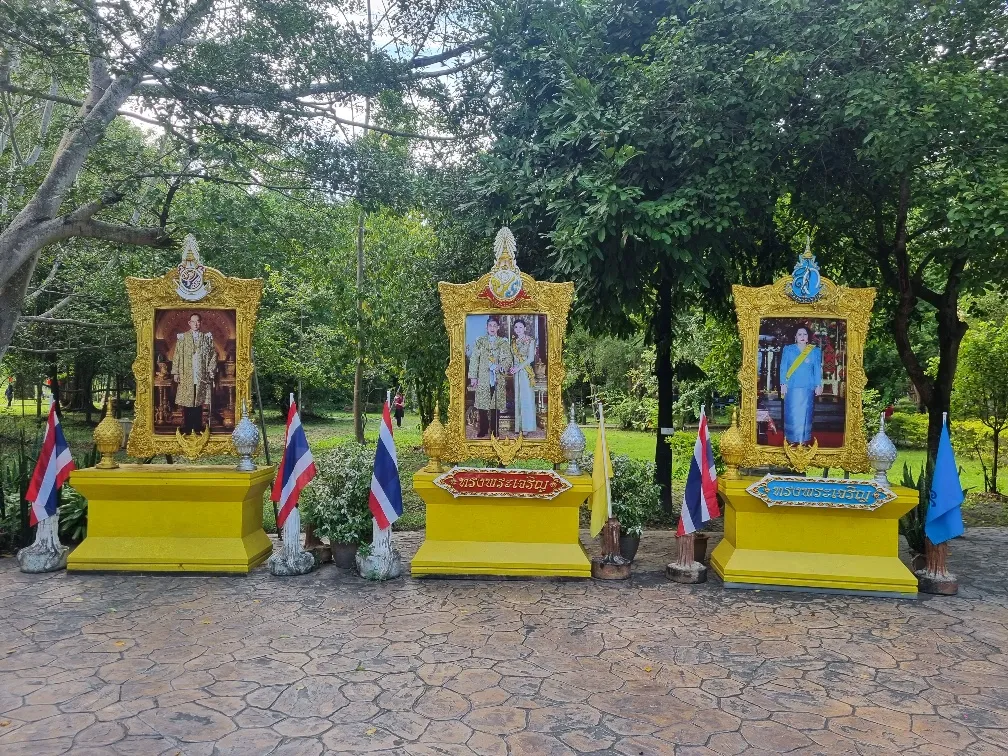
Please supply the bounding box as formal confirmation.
[411,470,592,578]
[710,476,918,596]
[67,465,275,574]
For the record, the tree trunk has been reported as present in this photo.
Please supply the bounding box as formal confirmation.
[0,257,36,363]
[654,284,674,514]
[992,429,1000,494]
[47,353,60,418]
[922,301,968,485]
[352,208,366,444]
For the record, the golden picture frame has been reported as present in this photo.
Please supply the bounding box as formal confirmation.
[732,271,875,474]
[439,270,573,465]
[125,241,262,459]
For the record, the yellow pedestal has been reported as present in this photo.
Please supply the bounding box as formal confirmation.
[710,477,918,596]
[411,471,592,577]
[67,465,275,573]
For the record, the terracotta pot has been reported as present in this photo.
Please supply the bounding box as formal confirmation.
[619,533,641,562]
[331,542,357,569]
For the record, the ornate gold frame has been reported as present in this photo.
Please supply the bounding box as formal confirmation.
[125,267,263,459]
[733,275,875,473]
[439,272,573,464]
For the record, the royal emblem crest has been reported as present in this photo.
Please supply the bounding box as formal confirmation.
[479,227,528,307]
[174,234,212,302]
[789,237,822,303]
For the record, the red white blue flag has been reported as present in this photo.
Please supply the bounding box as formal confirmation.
[271,397,317,529]
[369,401,403,530]
[677,407,720,536]
[27,403,75,526]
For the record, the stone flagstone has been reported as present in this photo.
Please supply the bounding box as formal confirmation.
[0,528,1006,754]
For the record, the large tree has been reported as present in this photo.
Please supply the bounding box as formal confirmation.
[0,0,490,362]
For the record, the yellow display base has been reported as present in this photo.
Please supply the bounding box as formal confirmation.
[67,465,275,573]
[411,471,592,577]
[710,477,919,595]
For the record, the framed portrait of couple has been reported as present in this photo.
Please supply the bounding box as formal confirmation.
[732,270,875,473]
[438,273,572,465]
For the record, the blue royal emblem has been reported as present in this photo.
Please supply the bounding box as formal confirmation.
[789,240,822,303]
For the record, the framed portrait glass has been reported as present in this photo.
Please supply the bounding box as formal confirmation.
[126,239,262,458]
[439,231,572,464]
[732,255,874,473]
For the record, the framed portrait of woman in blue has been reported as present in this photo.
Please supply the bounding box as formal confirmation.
[731,247,875,474]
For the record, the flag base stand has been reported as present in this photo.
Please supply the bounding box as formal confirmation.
[269,507,315,576]
[356,522,402,581]
[591,518,631,580]
[710,476,920,595]
[666,561,707,583]
[67,465,275,573]
[666,533,707,583]
[17,514,68,573]
[915,539,958,595]
[591,558,630,580]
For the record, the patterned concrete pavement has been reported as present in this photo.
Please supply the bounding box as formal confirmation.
[1,528,1007,755]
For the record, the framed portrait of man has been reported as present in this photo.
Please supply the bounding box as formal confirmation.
[126,237,262,459]
[732,250,874,473]
[439,229,571,464]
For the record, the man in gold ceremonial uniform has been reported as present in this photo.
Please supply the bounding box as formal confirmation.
[468,315,513,438]
[172,313,217,433]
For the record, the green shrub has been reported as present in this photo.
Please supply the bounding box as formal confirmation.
[886,411,929,449]
[897,462,927,554]
[579,453,662,536]
[666,431,723,480]
[300,441,374,546]
[600,390,658,431]
[59,486,88,544]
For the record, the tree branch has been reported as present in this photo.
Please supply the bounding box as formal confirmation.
[406,53,490,80]
[24,257,62,302]
[17,315,127,327]
[408,36,488,68]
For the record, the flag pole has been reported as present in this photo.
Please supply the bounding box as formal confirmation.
[251,348,277,531]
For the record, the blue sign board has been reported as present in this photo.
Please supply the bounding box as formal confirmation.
[747,475,895,511]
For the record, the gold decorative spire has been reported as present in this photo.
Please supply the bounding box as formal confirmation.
[94,397,124,469]
[422,402,447,473]
[719,407,744,480]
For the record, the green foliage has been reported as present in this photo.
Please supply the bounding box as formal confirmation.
[299,441,375,546]
[897,463,928,555]
[59,486,88,544]
[953,315,1008,492]
[666,432,723,480]
[580,452,662,537]
[886,412,929,450]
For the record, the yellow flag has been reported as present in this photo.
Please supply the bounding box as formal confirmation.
[590,403,614,537]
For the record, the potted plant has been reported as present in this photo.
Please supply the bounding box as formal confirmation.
[300,441,375,568]
[580,453,660,562]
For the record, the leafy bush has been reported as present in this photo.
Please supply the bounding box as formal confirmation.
[897,462,928,554]
[59,486,88,544]
[886,411,929,449]
[600,389,658,431]
[299,441,374,546]
[579,453,661,536]
[666,431,723,480]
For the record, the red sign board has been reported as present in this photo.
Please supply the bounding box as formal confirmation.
[434,468,572,500]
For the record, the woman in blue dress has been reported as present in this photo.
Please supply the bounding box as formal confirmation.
[779,327,823,445]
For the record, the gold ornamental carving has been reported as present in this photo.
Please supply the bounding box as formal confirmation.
[733,272,874,474]
[94,397,124,469]
[125,240,262,459]
[422,402,447,472]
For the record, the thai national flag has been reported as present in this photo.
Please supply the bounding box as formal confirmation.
[677,407,720,536]
[271,396,317,529]
[27,402,75,526]
[368,401,403,530]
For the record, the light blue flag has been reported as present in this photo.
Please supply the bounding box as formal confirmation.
[925,416,965,546]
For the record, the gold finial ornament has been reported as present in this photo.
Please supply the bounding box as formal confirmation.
[719,407,745,480]
[94,397,124,469]
[422,402,447,472]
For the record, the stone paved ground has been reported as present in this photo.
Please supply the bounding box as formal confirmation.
[1,529,1007,756]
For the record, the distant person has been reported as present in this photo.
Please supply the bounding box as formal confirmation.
[5,380,13,409]
[779,326,822,445]
[393,390,405,428]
